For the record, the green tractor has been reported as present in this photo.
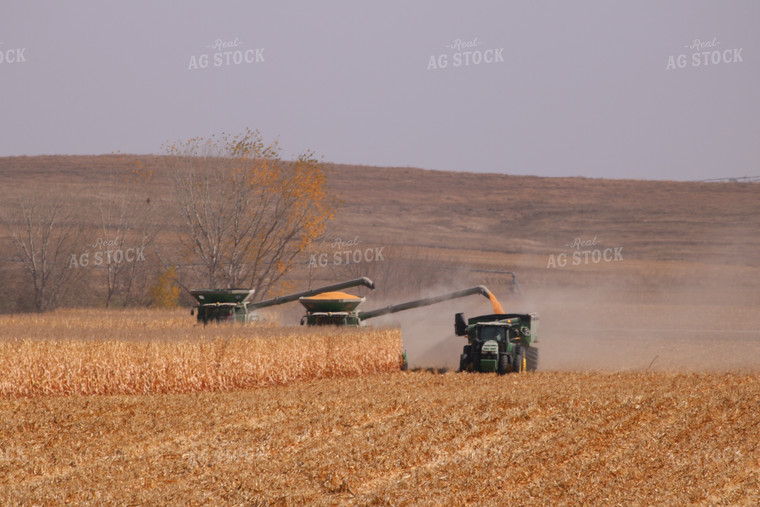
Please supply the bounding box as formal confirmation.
[455,312,539,374]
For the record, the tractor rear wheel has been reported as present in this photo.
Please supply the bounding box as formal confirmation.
[512,347,526,373]
[526,347,539,372]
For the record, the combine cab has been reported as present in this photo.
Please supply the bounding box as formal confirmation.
[455,312,539,374]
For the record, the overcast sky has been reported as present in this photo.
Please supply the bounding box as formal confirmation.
[1,1,758,180]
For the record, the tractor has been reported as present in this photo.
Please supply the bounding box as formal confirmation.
[455,312,539,374]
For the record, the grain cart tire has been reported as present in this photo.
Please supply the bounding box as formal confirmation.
[512,347,526,373]
[498,353,509,375]
[526,347,539,372]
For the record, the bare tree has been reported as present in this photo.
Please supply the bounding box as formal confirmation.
[165,129,335,299]
[6,195,84,312]
[95,197,158,307]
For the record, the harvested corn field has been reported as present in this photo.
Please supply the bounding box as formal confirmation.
[1,370,759,505]
[0,310,402,397]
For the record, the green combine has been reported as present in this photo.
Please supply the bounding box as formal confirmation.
[455,312,539,373]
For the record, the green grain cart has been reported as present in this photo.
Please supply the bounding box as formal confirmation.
[190,277,375,324]
[455,312,539,373]
[299,286,494,327]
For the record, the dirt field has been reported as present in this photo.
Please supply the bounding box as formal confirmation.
[1,156,759,504]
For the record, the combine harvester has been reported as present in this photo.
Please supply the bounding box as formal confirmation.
[190,277,375,324]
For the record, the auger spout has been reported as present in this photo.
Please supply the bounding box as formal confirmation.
[248,277,375,311]
[357,285,491,321]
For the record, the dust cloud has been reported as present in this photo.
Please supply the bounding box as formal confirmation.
[379,266,760,372]
[273,261,760,373]
[524,274,760,373]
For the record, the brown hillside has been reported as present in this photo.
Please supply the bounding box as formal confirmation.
[2,156,759,264]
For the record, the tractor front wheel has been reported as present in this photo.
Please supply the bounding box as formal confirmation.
[498,353,508,375]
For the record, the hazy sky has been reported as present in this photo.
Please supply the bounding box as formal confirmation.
[2,1,758,180]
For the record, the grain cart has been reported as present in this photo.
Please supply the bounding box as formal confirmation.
[190,277,375,324]
[455,312,539,373]
[298,285,494,326]
[189,288,256,324]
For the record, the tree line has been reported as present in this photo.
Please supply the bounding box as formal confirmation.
[0,129,335,312]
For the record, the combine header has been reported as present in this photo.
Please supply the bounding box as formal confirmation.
[190,277,375,324]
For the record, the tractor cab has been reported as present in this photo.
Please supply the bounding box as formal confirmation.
[477,324,508,343]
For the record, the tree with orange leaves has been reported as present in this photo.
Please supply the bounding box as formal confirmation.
[163,129,335,300]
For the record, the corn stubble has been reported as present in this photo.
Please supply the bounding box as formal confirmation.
[1,371,759,505]
[0,309,401,397]
[1,310,759,505]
